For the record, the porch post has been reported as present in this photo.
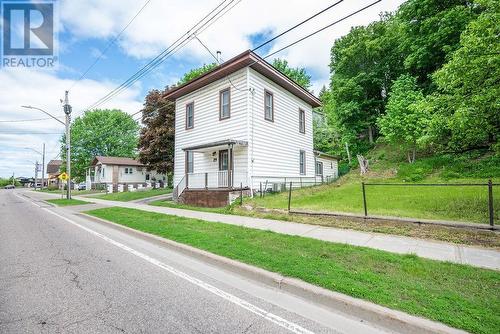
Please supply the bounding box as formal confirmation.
[228,144,233,188]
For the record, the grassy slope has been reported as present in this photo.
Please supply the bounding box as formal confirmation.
[90,188,172,202]
[249,148,500,224]
[86,207,500,334]
[46,199,90,206]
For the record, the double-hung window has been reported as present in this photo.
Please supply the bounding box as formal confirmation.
[264,90,274,121]
[315,161,323,176]
[185,151,194,174]
[186,102,194,129]
[124,167,133,174]
[219,88,230,119]
[299,150,306,175]
[299,109,305,133]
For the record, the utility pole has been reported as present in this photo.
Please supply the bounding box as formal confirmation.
[34,161,39,191]
[63,91,72,199]
[41,143,45,190]
[12,172,15,186]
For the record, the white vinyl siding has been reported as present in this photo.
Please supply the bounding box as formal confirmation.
[248,68,315,188]
[174,69,248,186]
[173,66,317,190]
[316,156,338,179]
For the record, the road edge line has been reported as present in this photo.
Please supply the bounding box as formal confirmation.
[77,212,466,334]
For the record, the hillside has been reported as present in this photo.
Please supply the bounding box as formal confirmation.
[249,147,500,224]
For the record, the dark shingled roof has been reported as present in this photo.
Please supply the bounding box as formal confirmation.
[91,156,144,167]
[46,160,62,174]
[163,50,321,108]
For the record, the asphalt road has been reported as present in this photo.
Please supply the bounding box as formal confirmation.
[0,189,390,334]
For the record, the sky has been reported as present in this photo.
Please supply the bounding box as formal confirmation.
[0,0,405,178]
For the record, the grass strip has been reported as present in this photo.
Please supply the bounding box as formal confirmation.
[90,188,172,202]
[86,206,500,334]
[148,200,500,248]
[46,199,90,206]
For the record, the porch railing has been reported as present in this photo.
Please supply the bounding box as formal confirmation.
[186,171,235,189]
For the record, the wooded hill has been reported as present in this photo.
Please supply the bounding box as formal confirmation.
[315,0,499,165]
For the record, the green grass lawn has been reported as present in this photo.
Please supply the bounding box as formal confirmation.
[248,180,499,224]
[41,189,105,196]
[89,188,172,202]
[149,199,231,213]
[46,199,90,206]
[148,199,500,248]
[86,207,499,334]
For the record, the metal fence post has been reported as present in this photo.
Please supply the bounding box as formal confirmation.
[288,181,292,212]
[260,182,262,198]
[362,182,367,217]
[205,172,208,189]
[488,179,494,227]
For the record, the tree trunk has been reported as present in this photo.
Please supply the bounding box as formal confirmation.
[345,142,351,164]
[368,125,374,144]
[357,155,369,175]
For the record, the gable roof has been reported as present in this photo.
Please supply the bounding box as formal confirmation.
[46,160,62,174]
[91,156,144,167]
[163,50,321,108]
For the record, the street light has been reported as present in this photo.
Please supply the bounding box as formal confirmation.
[22,92,72,199]
[25,145,45,190]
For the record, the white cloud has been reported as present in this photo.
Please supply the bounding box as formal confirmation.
[0,67,142,178]
[59,0,405,88]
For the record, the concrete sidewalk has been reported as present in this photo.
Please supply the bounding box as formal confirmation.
[25,190,500,270]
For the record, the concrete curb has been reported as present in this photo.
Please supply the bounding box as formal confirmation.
[77,212,466,334]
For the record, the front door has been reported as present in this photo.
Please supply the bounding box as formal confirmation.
[218,150,230,187]
[219,150,228,171]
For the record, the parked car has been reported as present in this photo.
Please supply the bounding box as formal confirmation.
[77,182,86,191]
[4,184,15,189]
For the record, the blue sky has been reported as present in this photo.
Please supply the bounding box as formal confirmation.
[0,0,405,178]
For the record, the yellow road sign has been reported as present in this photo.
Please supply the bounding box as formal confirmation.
[59,172,68,181]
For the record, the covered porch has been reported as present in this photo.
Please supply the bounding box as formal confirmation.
[178,139,249,196]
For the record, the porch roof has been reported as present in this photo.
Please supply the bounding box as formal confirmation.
[182,139,248,152]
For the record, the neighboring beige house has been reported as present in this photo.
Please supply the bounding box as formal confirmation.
[164,50,339,207]
[46,160,62,188]
[86,156,166,192]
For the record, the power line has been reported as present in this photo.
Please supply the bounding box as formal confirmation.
[68,0,153,91]
[262,0,382,60]
[252,0,344,52]
[76,0,241,117]
[0,117,63,123]
[0,132,64,135]
[81,0,240,113]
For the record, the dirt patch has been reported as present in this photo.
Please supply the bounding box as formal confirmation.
[235,206,500,249]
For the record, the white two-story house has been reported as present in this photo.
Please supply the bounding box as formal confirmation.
[165,50,338,206]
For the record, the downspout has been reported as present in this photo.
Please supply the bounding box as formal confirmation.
[246,67,255,198]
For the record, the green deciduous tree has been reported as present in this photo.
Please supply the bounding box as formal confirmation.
[327,15,404,154]
[421,0,500,152]
[61,109,139,181]
[137,88,175,184]
[178,63,217,85]
[271,58,312,90]
[378,75,427,163]
[398,0,479,90]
